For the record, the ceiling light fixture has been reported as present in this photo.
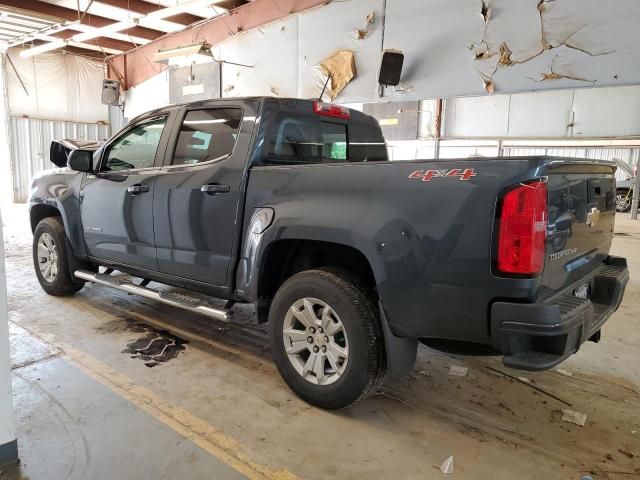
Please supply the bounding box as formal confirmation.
[153,42,213,66]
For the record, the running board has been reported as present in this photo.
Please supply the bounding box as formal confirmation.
[74,270,230,322]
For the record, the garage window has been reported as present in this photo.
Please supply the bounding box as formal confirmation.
[173,108,242,165]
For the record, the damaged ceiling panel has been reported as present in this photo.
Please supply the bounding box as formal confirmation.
[216,16,299,98]
[383,0,640,99]
[124,0,640,112]
[383,0,485,99]
[298,0,385,102]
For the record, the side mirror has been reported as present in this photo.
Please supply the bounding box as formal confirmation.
[68,149,94,173]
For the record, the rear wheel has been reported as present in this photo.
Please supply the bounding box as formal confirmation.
[269,268,386,409]
[33,217,84,296]
[616,189,632,213]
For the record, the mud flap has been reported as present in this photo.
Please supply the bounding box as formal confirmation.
[378,302,417,380]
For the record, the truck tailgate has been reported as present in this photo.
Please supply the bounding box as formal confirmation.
[541,161,617,296]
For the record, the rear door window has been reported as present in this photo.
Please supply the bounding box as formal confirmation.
[173,108,242,165]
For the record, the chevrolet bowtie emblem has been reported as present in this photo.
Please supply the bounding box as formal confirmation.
[586,207,601,228]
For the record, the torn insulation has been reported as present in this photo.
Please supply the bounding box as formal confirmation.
[318,50,357,101]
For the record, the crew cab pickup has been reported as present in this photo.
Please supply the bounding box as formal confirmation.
[29,97,629,409]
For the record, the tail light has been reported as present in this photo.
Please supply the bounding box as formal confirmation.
[313,102,350,119]
[495,180,548,276]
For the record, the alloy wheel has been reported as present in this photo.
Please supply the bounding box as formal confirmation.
[282,297,349,386]
[37,232,59,282]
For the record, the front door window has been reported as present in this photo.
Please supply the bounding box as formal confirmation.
[104,117,167,171]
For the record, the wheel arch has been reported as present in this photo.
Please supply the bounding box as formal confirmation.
[254,239,377,324]
[30,200,88,260]
[30,203,62,233]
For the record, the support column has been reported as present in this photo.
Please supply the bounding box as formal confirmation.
[0,54,14,206]
[0,209,18,467]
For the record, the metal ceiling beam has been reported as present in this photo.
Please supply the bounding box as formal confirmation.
[97,0,204,25]
[71,22,150,45]
[149,0,228,21]
[19,0,227,57]
[0,0,164,40]
[37,0,192,33]
[49,30,135,51]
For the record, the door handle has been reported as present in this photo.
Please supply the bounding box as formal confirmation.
[201,184,230,195]
[127,184,149,195]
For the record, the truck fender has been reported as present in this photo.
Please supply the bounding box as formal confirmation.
[29,171,88,259]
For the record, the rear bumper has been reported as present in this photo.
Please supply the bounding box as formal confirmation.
[490,256,629,371]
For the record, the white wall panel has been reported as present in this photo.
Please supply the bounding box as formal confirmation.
[442,86,640,139]
[218,16,299,98]
[124,71,170,121]
[572,86,640,137]
[298,0,384,102]
[444,95,510,138]
[507,90,573,137]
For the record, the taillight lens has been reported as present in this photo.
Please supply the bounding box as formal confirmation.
[496,180,548,276]
[313,102,351,119]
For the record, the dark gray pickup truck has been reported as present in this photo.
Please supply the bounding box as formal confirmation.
[29,97,629,409]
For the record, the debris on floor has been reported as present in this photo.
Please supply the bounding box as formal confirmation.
[440,455,454,474]
[618,448,635,459]
[561,409,588,427]
[122,327,188,368]
[449,365,468,377]
[555,368,573,377]
[486,366,573,407]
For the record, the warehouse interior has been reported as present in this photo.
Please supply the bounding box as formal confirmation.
[0,1,639,479]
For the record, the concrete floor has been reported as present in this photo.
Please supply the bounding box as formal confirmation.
[1,203,639,480]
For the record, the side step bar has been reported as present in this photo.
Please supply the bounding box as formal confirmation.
[74,270,230,322]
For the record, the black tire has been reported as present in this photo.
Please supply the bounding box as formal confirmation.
[616,189,632,213]
[269,268,386,409]
[33,217,84,296]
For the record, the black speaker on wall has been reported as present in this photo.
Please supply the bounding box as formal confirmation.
[101,79,121,105]
[378,50,404,87]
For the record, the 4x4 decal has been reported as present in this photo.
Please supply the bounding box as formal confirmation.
[409,168,477,182]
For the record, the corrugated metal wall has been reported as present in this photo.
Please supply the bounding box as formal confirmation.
[10,117,110,203]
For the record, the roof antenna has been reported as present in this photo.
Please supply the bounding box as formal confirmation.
[318,73,332,102]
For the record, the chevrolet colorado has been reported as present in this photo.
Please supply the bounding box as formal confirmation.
[29,97,629,409]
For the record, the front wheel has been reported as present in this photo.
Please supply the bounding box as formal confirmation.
[269,268,386,409]
[33,217,84,296]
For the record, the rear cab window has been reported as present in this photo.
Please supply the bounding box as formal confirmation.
[263,101,388,165]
